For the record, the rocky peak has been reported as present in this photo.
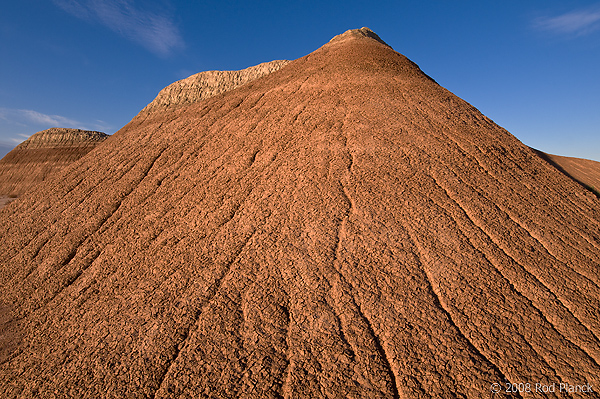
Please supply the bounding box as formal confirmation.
[328,27,391,48]
[139,28,389,117]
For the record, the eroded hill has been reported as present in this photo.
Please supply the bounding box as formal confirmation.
[139,60,290,115]
[0,28,599,398]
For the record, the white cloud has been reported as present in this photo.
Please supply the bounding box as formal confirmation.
[91,119,112,131]
[0,107,112,135]
[534,5,600,36]
[53,0,184,56]
[19,109,82,127]
[52,0,92,19]
[0,107,89,130]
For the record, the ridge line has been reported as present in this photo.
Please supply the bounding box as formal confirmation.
[42,147,169,309]
[331,171,402,398]
[409,176,562,384]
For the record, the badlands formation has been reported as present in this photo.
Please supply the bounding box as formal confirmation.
[1,28,600,398]
[0,128,108,198]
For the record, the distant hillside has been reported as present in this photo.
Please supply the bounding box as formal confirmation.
[533,149,600,197]
[0,143,14,160]
[0,128,108,197]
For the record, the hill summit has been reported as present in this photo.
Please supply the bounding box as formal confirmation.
[1,28,599,398]
[329,27,391,47]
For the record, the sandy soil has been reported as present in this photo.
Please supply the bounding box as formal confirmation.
[0,28,599,398]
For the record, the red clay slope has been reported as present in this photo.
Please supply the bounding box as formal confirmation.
[1,28,600,398]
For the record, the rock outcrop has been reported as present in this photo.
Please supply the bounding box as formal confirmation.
[0,128,108,197]
[329,27,391,47]
[1,29,599,398]
[139,60,290,115]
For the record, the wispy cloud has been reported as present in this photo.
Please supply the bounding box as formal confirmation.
[7,134,31,145]
[53,0,184,56]
[0,107,109,132]
[18,109,82,127]
[534,5,600,36]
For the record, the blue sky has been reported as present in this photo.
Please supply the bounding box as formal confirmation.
[1,1,599,161]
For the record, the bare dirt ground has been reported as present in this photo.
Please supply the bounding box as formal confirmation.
[0,29,599,398]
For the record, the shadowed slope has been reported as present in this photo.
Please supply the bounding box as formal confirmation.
[1,29,600,398]
[533,149,600,198]
[0,128,108,197]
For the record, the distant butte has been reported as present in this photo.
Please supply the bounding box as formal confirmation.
[0,28,599,398]
[0,128,108,199]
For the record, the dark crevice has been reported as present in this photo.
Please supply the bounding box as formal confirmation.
[289,105,306,125]
[330,177,400,399]
[352,301,400,399]
[425,125,600,255]
[60,248,78,268]
[248,149,259,167]
[325,301,356,362]
[414,173,567,383]
[45,248,103,307]
[414,138,600,282]
[278,303,293,398]
[36,147,169,312]
[419,265,523,398]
